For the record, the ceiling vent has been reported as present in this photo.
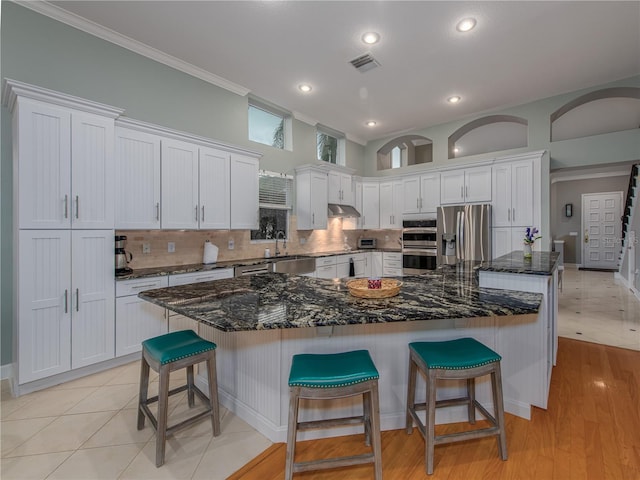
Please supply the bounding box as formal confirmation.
[349,53,380,73]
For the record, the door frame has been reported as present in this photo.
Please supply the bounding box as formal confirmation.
[581,191,623,269]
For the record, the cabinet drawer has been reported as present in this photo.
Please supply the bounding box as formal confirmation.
[383,252,402,262]
[169,268,234,286]
[116,276,168,297]
[316,256,337,268]
[383,267,403,277]
[316,264,338,279]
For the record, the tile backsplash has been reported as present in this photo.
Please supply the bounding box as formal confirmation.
[118,216,403,269]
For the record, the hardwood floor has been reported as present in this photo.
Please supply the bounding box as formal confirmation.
[228,338,640,479]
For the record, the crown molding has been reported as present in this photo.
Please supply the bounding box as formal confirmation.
[292,111,318,127]
[345,133,366,146]
[13,0,251,97]
[115,117,262,158]
[2,78,124,117]
[550,169,629,184]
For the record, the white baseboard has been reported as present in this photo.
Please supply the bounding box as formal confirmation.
[1,363,13,381]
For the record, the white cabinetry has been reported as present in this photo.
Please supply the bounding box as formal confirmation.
[492,159,533,228]
[328,170,353,206]
[200,147,231,229]
[440,165,492,205]
[115,276,168,357]
[361,182,380,229]
[17,230,115,384]
[383,251,403,276]
[379,181,403,229]
[115,127,161,229]
[230,153,259,229]
[13,97,118,230]
[296,167,328,230]
[336,253,367,278]
[343,179,362,230]
[492,227,525,259]
[370,252,383,277]
[315,256,338,279]
[403,173,441,214]
[161,138,200,229]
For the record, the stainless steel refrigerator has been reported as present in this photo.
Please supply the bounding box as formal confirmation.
[437,204,491,265]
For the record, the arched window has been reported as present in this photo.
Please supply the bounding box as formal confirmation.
[377,135,433,171]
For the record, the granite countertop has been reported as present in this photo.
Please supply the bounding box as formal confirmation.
[138,269,543,332]
[477,251,560,276]
[116,249,401,280]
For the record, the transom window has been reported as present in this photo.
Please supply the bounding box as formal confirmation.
[248,98,291,150]
[250,171,294,241]
[317,126,345,165]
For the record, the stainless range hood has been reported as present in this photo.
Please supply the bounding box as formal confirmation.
[327,203,361,218]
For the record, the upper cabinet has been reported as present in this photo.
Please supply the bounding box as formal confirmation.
[361,182,380,229]
[296,166,328,230]
[12,96,119,229]
[492,159,533,228]
[114,118,260,231]
[328,170,354,206]
[440,165,492,205]
[230,153,259,230]
[379,180,403,229]
[403,173,440,214]
[115,127,161,229]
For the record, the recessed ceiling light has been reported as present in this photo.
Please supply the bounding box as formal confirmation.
[298,84,312,93]
[366,120,377,127]
[456,18,477,32]
[447,95,461,104]
[361,32,380,45]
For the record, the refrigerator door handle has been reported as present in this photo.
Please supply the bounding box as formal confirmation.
[456,210,463,261]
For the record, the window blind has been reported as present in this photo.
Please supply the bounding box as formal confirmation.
[259,171,293,209]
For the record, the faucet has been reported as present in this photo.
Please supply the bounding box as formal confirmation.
[275,231,287,257]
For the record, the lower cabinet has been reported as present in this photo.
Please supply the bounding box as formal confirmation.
[115,276,168,357]
[382,252,403,276]
[492,227,526,258]
[17,230,115,384]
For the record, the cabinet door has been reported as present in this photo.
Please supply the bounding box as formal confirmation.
[115,128,161,229]
[492,164,512,227]
[230,154,259,229]
[370,251,383,277]
[310,172,328,229]
[71,113,115,229]
[200,147,231,229]
[116,297,167,357]
[361,182,380,229]
[353,258,367,277]
[392,181,404,227]
[343,180,361,230]
[71,230,115,369]
[492,228,512,259]
[316,264,337,279]
[340,174,354,206]
[18,230,72,383]
[379,182,394,229]
[402,177,421,214]
[17,100,72,229]
[161,139,199,229]
[511,160,533,227]
[464,166,492,203]
[327,170,341,204]
[420,173,440,213]
[336,261,351,279]
[440,171,465,205]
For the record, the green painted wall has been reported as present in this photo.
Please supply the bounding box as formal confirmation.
[0,3,364,367]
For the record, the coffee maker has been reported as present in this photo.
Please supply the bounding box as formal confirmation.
[115,235,133,276]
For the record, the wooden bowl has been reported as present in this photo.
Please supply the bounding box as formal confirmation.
[346,278,402,299]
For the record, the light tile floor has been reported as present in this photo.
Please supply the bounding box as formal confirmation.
[0,361,271,479]
[2,268,638,480]
[558,267,640,351]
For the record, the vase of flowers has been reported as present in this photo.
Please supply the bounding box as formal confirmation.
[524,227,541,259]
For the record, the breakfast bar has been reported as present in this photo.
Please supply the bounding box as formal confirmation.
[139,255,556,443]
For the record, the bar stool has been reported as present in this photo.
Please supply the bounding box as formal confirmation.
[405,337,508,475]
[285,350,383,480]
[137,329,221,467]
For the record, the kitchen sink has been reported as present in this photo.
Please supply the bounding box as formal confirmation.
[271,256,315,275]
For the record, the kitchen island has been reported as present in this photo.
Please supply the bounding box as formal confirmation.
[140,260,553,443]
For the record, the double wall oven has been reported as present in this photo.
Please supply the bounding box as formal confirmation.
[402,219,437,274]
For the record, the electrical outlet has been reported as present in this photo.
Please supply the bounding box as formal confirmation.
[228,239,235,250]
[142,243,151,254]
[384,235,389,242]
[167,242,175,253]
[299,237,306,245]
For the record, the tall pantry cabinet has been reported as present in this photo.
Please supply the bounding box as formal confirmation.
[5,80,123,388]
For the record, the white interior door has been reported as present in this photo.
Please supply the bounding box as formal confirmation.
[582,192,623,270]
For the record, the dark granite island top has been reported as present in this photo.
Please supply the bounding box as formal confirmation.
[139,271,543,332]
[478,251,560,275]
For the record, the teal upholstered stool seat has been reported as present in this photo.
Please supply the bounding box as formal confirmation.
[285,350,382,480]
[137,330,220,467]
[288,350,379,388]
[406,337,508,475]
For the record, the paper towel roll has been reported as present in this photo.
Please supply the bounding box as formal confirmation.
[203,240,219,264]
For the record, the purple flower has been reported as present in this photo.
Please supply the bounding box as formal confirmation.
[524,227,541,244]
